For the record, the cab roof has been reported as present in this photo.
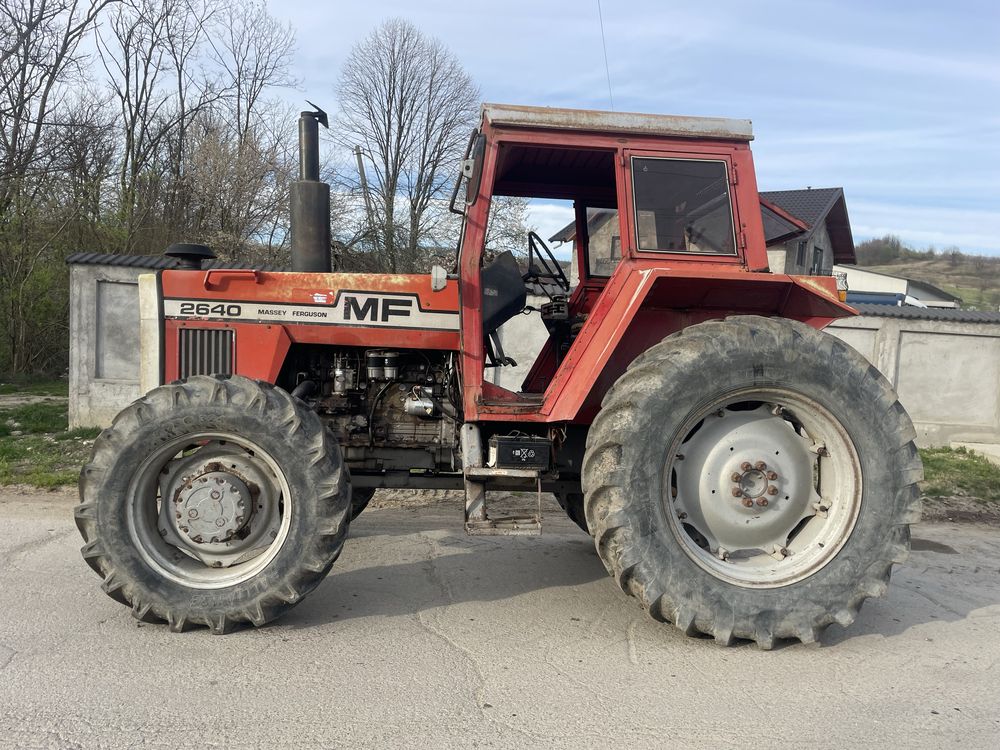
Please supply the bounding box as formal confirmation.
[481,103,753,142]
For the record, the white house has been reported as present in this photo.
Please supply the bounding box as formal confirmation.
[833,265,961,308]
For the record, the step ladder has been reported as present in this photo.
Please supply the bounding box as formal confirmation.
[461,425,543,536]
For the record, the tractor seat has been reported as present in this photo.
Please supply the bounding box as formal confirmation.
[481,250,528,337]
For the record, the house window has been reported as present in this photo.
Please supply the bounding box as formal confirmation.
[631,157,736,255]
[811,246,824,275]
[796,241,807,267]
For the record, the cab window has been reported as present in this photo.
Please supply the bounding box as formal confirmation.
[585,208,621,277]
[631,157,736,255]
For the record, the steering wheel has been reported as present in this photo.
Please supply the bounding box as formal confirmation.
[524,232,570,293]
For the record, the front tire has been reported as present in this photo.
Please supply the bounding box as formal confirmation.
[582,316,922,648]
[75,375,350,633]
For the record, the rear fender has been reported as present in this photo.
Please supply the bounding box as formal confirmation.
[543,266,855,422]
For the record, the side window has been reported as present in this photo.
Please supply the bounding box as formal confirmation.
[631,157,736,255]
[586,208,621,277]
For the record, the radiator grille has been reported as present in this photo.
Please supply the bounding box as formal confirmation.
[178,328,234,378]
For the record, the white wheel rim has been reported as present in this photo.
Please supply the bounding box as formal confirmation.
[126,432,292,590]
[664,388,862,588]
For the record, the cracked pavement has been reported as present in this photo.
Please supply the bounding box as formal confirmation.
[1,490,999,748]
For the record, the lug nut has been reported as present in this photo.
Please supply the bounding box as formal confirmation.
[210,490,221,500]
[740,462,752,471]
[766,471,778,480]
[767,485,779,495]
[731,488,743,497]
[741,498,754,508]
[757,498,769,507]
[755,461,767,471]
[215,518,226,527]
[731,472,742,482]
[188,509,199,519]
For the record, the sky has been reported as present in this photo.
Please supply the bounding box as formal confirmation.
[265,0,1000,255]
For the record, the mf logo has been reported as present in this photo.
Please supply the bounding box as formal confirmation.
[342,295,414,322]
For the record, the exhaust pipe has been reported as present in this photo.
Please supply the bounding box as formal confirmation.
[290,102,331,273]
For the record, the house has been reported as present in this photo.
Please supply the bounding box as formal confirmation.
[832,264,961,308]
[760,187,856,274]
[550,187,858,280]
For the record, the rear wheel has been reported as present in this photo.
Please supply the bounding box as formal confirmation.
[582,316,922,648]
[76,375,350,633]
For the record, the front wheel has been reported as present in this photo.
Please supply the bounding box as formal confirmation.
[582,316,922,648]
[76,375,350,633]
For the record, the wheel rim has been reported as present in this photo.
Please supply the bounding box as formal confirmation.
[664,388,862,588]
[126,432,292,590]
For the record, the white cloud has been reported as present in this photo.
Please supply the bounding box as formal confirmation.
[525,201,576,259]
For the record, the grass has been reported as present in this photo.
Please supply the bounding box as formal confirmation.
[0,378,67,396]
[920,446,1000,503]
[0,400,100,488]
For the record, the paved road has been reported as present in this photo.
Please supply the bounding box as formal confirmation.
[2,491,999,749]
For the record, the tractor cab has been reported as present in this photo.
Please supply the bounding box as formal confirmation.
[454,104,850,425]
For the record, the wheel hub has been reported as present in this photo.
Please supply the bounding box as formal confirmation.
[737,467,769,499]
[673,406,815,553]
[173,470,252,545]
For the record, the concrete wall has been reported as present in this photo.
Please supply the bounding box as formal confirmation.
[490,294,550,392]
[69,264,144,428]
[68,262,1000,449]
[826,315,1000,447]
[494,300,1000,448]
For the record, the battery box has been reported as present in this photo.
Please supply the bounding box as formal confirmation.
[487,434,551,470]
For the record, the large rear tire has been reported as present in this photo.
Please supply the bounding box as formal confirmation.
[582,316,922,648]
[76,375,350,633]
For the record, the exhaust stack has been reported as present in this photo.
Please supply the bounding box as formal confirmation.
[290,103,331,273]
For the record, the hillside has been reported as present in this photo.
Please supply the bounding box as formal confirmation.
[854,236,1000,310]
[863,256,1000,310]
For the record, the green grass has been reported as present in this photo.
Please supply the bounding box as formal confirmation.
[0,378,67,396]
[0,401,99,487]
[920,446,1000,503]
[0,401,70,436]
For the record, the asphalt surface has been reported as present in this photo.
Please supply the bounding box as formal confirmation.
[2,491,999,749]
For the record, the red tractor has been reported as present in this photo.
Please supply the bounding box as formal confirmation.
[76,104,921,648]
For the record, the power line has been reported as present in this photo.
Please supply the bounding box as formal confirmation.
[596,0,614,111]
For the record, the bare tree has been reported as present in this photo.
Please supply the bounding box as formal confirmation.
[0,0,113,372]
[210,0,296,145]
[0,0,113,212]
[335,18,480,273]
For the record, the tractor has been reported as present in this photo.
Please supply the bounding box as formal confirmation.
[76,103,921,648]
